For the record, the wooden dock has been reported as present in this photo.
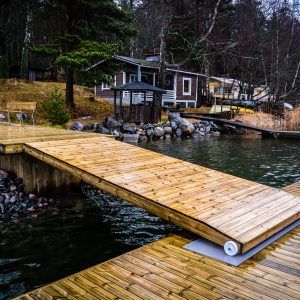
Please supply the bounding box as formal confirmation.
[0,124,107,154]
[23,136,300,254]
[16,182,300,300]
[182,113,300,139]
[0,124,299,254]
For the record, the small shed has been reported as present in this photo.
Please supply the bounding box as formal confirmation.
[111,81,166,123]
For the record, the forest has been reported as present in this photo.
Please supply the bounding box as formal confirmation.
[0,0,300,105]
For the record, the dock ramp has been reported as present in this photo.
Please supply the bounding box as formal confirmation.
[24,136,300,254]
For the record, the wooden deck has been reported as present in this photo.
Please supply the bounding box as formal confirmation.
[0,124,107,154]
[23,136,300,254]
[16,223,300,299]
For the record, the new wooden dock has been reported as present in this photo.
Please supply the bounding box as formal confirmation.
[1,124,299,254]
[16,182,300,300]
[24,136,300,254]
[0,123,107,154]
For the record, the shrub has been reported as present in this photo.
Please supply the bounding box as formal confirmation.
[42,87,70,125]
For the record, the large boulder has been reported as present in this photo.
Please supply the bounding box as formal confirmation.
[146,128,154,139]
[96,125,110,135]
[122,124,136,134]
[168,111,181,121]
[154,127,165,138]
[163,126,172,135]
[175,128,182,137]
[106,116,123,129]
[71,122,84,131]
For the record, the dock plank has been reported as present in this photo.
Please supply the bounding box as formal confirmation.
[24,137,300,253]
[16,223,300,300]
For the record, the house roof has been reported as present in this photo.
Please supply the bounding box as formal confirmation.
[210,76,242,86]
[111,81,166,93]
[87,55,205,76]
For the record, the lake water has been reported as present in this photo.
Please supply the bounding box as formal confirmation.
[0,135,299,299]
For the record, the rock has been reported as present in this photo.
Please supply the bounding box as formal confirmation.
[168,111,181,121]
[123,134,139,143]
[205,126,211,133]
[176,128,182,137]
[146,128,154,139]
[154,127,165,138]
[170,121,177,131]
[211,131,221,136]
[112,130,120,137]
[142,123,155,130]
[96,125,111,135]
[106,116,123,129]
[122,124,136,134]
[0,114,6,120]
[71,122,84,131]
[163,126,172,135]
[181,125,195,136]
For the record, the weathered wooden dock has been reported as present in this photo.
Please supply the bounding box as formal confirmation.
[183,113,300,139]
[16,182,300,300]
[1,124,299,254]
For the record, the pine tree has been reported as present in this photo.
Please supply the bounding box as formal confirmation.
[31,0,134,109]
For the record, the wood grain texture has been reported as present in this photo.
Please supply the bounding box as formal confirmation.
[23,136,300,253]
[0,123,113,154]
[16,223,300,300]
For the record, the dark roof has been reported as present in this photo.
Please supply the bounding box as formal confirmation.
[115,55,204,76]
[87,55,205,76]
[111,81,166,93]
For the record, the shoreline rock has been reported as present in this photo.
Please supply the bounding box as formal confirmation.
[0,169,55,220]
[70,113,240,142]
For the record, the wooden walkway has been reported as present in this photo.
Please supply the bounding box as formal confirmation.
[16,182,300,300]
[23,136,300,254]
[183,114,300,139]
[0,124,105,154]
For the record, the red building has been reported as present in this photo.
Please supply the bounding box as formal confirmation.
[90,55,204,108]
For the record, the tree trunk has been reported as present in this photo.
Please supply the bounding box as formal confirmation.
[20,2,32,79]
[65,66,74,109]
[158,25,166,89]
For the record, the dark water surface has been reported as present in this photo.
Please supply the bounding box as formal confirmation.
[1,135,299,299]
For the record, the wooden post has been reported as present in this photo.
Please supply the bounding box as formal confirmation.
[119,91,123,118]
[143,91,146,123]
[129,91,133,121]
[114,90,117,116]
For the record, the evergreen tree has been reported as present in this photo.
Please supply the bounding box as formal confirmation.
[32,0,134,108]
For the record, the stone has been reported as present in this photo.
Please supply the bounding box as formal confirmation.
[181,125,195,136]
[163,126,172,135]
[123,134,139,143]
[96,125,111,135]
[71,122,84,131]
[0,114,6,120]
[112,130,120,137]
[146,128,154,139]
[106,116,123,129]
[122,124,136,134]
[205,126,211,133]
[154,127,165,138]
[176,128,182,137]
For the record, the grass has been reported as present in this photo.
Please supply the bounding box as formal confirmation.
[233,107,300,131]
[0,79,113,126]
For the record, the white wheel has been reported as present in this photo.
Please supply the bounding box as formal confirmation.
[224,241,239,256]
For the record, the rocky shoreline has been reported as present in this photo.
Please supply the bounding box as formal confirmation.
[71,112,242,142]
[0,169,55,220]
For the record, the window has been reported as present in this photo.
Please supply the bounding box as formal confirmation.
[130,74,148,83]
[188,102,196,108]
[102,75,115,90]
[183,77,192,95]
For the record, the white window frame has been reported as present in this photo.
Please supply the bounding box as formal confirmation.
[102,75,116,91]
[183,77,192,96]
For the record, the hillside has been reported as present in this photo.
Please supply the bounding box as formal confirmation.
[0,79,113,125]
